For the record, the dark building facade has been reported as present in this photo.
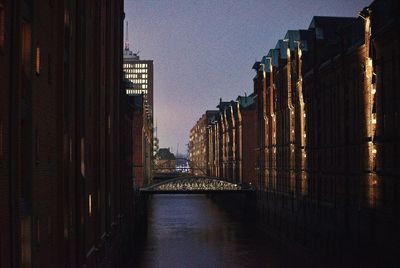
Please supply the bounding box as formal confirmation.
[0,1,137,268]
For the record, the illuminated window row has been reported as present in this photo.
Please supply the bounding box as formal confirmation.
[131,79,147,84]
[125,73,138,78]
[126,89,148,95]
[123,63,148,68]
[124,70,149,79]
[125,74,138,78]
[124,68,147,74]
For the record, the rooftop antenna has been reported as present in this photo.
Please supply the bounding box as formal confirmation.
[125,21,130,51]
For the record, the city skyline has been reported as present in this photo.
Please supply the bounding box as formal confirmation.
[124,0,371,151]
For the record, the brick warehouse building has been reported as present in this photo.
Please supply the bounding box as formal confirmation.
[0,1,138,268]
[253,0,400,264]
[189,110,219,176]
[188,0,399,264]
[190,96,256,186]
[130,94,153,188]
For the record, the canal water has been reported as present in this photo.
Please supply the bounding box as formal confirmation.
[132,194,320,268]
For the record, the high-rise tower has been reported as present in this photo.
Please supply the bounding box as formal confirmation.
[123,22,154,114]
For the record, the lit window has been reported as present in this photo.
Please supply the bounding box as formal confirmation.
[35,45,40,75]
[88,194,92,216]
[372,113,377,124]
[0,4,5,50]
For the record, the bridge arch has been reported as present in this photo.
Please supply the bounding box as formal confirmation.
[141,176,252,194]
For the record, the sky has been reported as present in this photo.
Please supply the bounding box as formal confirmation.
[124,0,371,154]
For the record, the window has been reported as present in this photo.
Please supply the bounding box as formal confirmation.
[0,4,5,51]
[88,194,92,216]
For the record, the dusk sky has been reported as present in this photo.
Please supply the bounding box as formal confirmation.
[125,0,371,154]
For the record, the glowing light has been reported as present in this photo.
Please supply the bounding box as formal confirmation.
[372,148,377,154]
[88,194,92,216]
[367,58,373,67]
[303,113,306,118]
[35,46,41,75]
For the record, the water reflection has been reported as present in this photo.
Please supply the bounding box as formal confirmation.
[134,194,314,268]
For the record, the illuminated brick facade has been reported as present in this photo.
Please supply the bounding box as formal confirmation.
[253,1,400,262]
[190,97,256,186]
[190,0,400,262]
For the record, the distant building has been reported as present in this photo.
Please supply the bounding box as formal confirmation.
[123,33,154,114]
[189,111,219,176]
[123,24,154,186]
[155,148,176,173]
